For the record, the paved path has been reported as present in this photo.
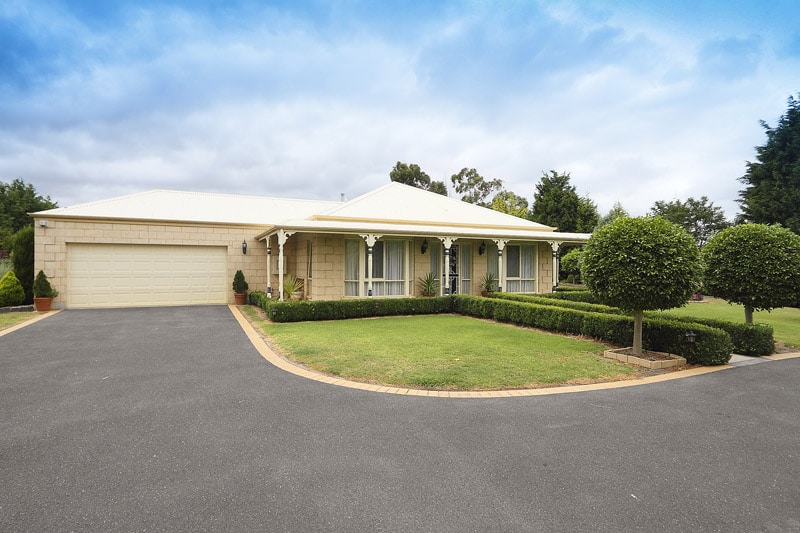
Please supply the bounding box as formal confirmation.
[1,306,799,532]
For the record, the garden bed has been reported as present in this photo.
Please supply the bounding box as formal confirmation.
[604,347,687,369]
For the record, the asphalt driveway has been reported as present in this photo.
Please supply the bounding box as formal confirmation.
[1,306,799,532]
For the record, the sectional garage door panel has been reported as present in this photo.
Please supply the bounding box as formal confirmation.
[67,244,228,308]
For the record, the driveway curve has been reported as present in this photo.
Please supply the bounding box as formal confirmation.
[1,306,798,532]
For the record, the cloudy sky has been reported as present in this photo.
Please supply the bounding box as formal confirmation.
[1,0,798,219]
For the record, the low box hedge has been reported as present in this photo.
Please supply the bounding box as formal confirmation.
[247,291,733,365]
[250,291,452,323]
[645,314,774,356]
[453,295,732,365]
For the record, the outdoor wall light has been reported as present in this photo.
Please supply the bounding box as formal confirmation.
[242,239,248,255]
[267,246,271,256]
[685,330,697,343]
[552,250,558,259]
[421,238,428,254]
[478,241,486,255]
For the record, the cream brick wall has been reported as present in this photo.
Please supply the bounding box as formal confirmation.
[33,217,269,307]
[34,215,570,307]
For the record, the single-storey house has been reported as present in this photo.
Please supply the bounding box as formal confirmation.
[32,182,591,308]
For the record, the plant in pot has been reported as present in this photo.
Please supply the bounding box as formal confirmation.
[33,270,59,311]
[232,270,248,305]
[417,272,439,297]
[479,272,497,297]
[283,274,304,300]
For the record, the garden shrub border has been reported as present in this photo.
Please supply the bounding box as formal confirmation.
[490,293,773,356]
[248,291,733,365]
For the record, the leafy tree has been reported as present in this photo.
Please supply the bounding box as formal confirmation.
[450,168,502,206]
[595,202,629,230]
[576,196,600,233]
[428,180,448,196]
[650,196,730,248]
[559,248,583,281]
[529,170,589,232]
[490,190,529,218]
[702,223,800,324]
[582,216,702,355]
[0,179,57,254]
[0,179,58,236]
[389,162,447,196]
[11,225,34,303]
[737,94,800,234]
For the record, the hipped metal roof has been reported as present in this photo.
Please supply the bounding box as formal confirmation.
[33,183,592,243]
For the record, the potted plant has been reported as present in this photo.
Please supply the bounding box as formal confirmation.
[283,274,304,300]
[232,270,248,305]
[479,272,497,297]
[417,272,439,297]
[33,270,59,311]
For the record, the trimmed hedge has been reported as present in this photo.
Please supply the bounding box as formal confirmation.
[453,296,732,365]
[246,290,734,365]
[539,290,601,303]
[646,314,774,356]
[499,293,771,357]
[490,292,619,314]
[249,291,452,323]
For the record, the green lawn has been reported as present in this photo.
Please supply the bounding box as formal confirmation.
[255,313,636,390]
[0,312,38,332]
[655,297,800,347]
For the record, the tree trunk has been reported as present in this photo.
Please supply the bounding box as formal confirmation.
[744,306,754,325]
[633,309,643,356]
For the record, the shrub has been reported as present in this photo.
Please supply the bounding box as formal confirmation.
[453,295,732,365]
[232,270,248,293]
[245,292,734,365]
[0,270,26,307]
[261,296,453,323]
[539,290,601,303]
[647,314,774,356]
[32,270,58,298]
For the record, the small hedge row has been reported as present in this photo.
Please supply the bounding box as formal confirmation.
[538,290,600,303]
[249,291,452,323]
[646,314,774,356]
[247,291,733,365]
[490,292,620,314]
[494,293,773,357]
[452,296,732,365]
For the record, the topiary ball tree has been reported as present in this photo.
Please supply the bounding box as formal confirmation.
[702,223,800,324]
[582,216,702,355]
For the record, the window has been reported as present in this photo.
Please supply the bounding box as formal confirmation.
[344,240,360,296]
[505,244,537,293]
[345,238,409,297]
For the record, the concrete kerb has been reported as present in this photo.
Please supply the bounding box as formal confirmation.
[0,310,61,337]
[228,305,763,399]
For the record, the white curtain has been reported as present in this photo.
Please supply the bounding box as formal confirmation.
[344,240,360,296]
[385,240,405,295]
[520,245,535,293]
[460,244,471,294]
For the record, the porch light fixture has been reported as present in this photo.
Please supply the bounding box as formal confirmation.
[421,238,428,254]
[685,330,697,344]
[242,239,248,255]
[478,241,486,255]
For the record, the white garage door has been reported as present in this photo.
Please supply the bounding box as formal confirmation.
[67,244,228,308]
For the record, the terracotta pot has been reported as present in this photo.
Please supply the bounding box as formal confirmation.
[34,297,53,312]
[234,293,247,305]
